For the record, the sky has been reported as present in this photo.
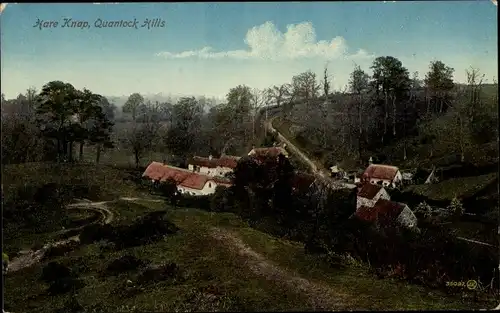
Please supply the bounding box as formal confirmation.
[1,2,498,100]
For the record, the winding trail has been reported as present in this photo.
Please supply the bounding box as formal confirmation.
[7,197,161,273]
[210,227,351,310]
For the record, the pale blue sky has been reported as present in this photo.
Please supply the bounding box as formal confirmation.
[1,2,497,99]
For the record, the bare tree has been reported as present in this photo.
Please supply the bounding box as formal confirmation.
[121,100,162,167]
[250,88,267,143]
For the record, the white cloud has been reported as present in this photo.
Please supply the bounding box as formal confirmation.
[156,21,373,61]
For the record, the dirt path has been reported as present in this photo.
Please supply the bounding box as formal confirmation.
[210,227,351,311]
[264,117,355,190]
[7,197,166,273]
[8,200,115,273]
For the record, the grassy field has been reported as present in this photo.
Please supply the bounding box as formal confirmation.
[4,197,494,312]
[80,145,165,168]
[404,173,498,202]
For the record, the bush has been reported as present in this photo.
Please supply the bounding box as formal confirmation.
[79,224,115,244]
[136,262,181,284]
[104,255,148,276]
[40,261,73,283]
[210,186,235,213]
[43,240,80,260]
[112,211,179,249]
[177,194,211,211]
[47,277,85,295]
[447,197,465,219]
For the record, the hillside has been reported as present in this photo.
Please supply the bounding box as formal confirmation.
[3,171,486,311]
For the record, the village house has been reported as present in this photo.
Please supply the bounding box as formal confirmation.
[361,164,403,188]
[187,155,240,177]
[143,162,232,196]
[353,182,418,229]
[355,199,418,229]
[356,183,391,209]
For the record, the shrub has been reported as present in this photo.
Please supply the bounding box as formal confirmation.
[104,254,148,276]
[447,197,465,218]
[414,201,433,220]
[136,262,181,284]
[43,240,80,260]
[47,277,85,295]
[40,261,73,283]
[79,224,115,244]
[112,211,179,249]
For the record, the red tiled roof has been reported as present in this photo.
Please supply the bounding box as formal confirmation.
[189,156,217,168]
[355,199,406,225]
[188,155,240,169]
[357,184,383,200]
[142,162,167,181]
[218,155,239,169]
[143,162,233,190]
[362,164,399,181]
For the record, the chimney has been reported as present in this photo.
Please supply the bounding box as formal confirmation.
[369,156,373,165]
[209,155,213,160]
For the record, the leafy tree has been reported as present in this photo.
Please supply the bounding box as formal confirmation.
[165,97,203,160]
[35,81,80,162]
[74,88,105,161]
[88,107,114,164]
[98,96,116,121]
[370,56,411,140]
[447,197,464,219]
[414,201,433,220]
[348,65,370,149]
[424,61,455,114]
[123,93,144,122]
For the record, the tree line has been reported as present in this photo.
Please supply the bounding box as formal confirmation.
[2,55,497,170]
[266,57,497,167]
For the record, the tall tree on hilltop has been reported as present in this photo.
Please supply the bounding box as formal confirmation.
[348,65,370,157]
[424,60,455,114]
[226,85,253,145]
[370,56,411,142]
[291,70,320,109]
[319,65,333,148]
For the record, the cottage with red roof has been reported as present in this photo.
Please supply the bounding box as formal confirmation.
[362,164,402,188]
[143,162,232,196]
[187,155,241,177]
[355,198,417,229]
[356,184,390,209]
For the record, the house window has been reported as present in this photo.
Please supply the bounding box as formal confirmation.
[209,183,212,188]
